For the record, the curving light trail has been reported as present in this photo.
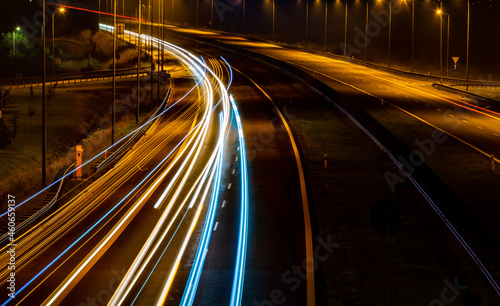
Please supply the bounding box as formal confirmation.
[229,94,249,306]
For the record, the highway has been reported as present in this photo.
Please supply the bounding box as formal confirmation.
[153,24,500,300]
[0,31,245,305]
[2,16,500,305]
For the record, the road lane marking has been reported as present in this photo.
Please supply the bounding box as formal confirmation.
[462,119,468,123]
[213,222,219,231]
[477,125,483,130]
[232,169,236,174]
[234,68,316,306]
[222,200,226,208]
[228,183,232,189]
[448,114,454,117]
[494,133,500,137]
[436,108,442,112]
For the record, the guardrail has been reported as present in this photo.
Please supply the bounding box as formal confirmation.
[432,83,500,104]
[0,67,151,88]
[0,164,74,245]
[96,86,172,173]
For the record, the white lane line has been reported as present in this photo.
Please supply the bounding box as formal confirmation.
[405,96,410,98]
[462,119,468,123]
[425,104,430,107]
[448,113,454,117]
[222,200,226,208]
[232,169,235,175]
[213,222,219,231]
[494,133,500,137]
[228,183,232,189]
[437,108,442,112]
[237,146,240,151]
[477,125,483,130]
[235,156,238,162]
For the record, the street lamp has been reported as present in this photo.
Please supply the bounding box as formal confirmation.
[137,0,141,124]
[466,0,470,91]
[437,6,443,83]
[365,1,369,61]
[272,0,275,41]
[42,0,47,186]
[52,8,65,75]
[344,0,348,57]
[13,27,20,58]
[306,0,309,48]
[377,0,392,66]
[324,0,328,51]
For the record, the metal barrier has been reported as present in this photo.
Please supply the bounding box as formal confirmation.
[0,67,151,88]
[0,164,74,245]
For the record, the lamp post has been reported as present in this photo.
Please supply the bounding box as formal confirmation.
[466,0,470,91]
[438,5,443,83]
[13,27,20,58]
[196,0,199,27]
[365,1,368,61]
[324,0,328,51]
[306,0,309,48]
[137,0,141,125]
[211,0,214,29]
[388,0,391,67]
[112,0,116,145]
[446,13,449,77]
[172,0,174,22]
[272,0,275,41]
[242,0,246,34]
[52,8,65,75]
[42,0,47,186]
[344,0,348,57]
[411,0,414,72]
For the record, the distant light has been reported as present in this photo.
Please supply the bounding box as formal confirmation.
[437,9,442,14]
[59,8,65,12]
[15,27,20,31]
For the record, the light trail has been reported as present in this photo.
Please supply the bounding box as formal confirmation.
[229,94,249,306]
[179,112,225,306]
[105,27,235,306]
[0,25,231,306]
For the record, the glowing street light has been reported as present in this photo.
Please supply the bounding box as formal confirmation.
[437,5,443,83]
[13,27,21,58]
[52,7,65,75]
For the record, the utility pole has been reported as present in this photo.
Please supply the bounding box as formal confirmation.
[411,0,414,72]
[137,0,141,125]
[42,0,47,186]
[388,1,392,67]
[466,0,470,91]
[112,0,116,145]
[324,0,327,51]
[439,1,443,83]
[344,0,347,57]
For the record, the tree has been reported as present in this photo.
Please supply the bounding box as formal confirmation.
[1,31,35,58]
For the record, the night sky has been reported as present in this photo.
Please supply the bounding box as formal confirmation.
[1,0,499,79]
